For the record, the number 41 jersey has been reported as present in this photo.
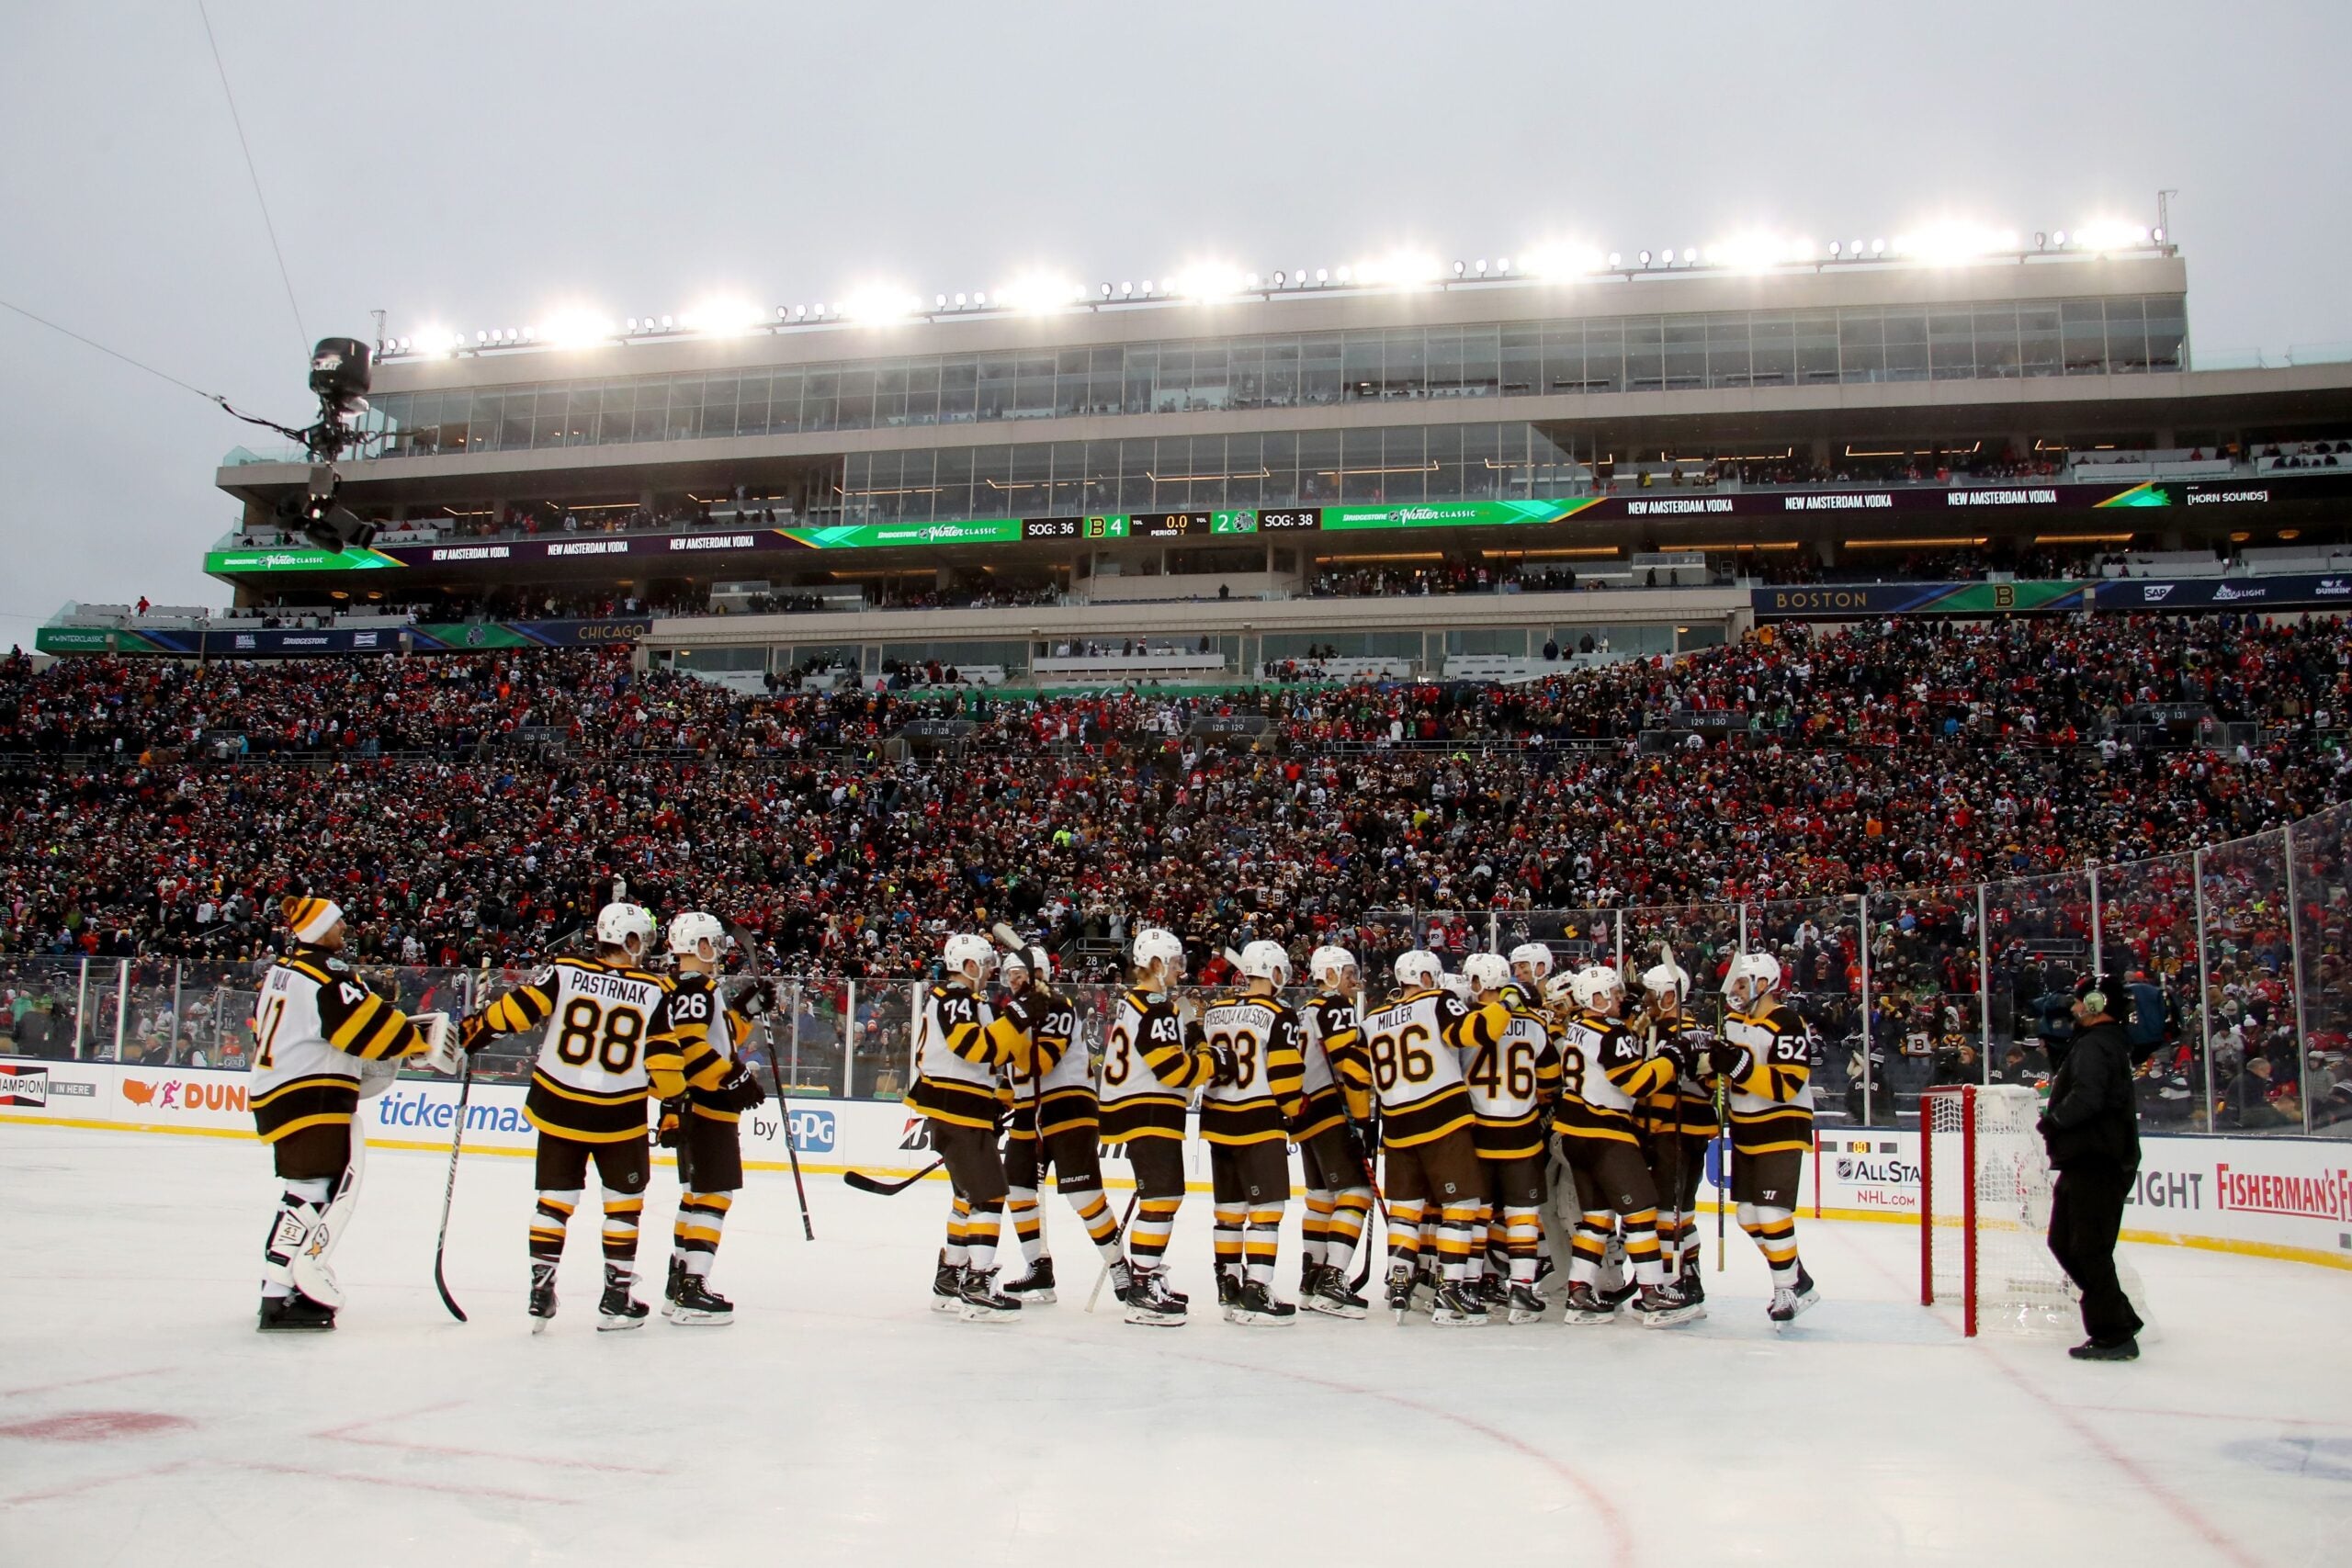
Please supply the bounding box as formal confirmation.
[480,955,686,1143]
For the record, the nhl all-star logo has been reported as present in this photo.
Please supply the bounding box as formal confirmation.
[1835,1157,1856,1180]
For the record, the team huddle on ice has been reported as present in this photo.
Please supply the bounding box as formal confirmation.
[235,893,1817,1337]
[906,928,1820,1330]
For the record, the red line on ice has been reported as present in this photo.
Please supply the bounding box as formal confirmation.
[313,1403,674,1475]
[1167,1348,1635,1568]
[0,1367,171,1399]
[2070,1403,2352,1432]
[1977,1352,2263,1568]
[1,1460,194,1507]
[225,1458,568,1505]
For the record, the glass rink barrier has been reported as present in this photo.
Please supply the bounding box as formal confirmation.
[5,800,2352,1136]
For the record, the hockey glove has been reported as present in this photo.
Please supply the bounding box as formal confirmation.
[656,1099,686,1149]
[458,1010,495,1055]
[1654,1038,1691,1078]
[1209,1044,1239,1089]
[1341,1120,1372,1169]
[731,978,777,1020]
[719,1061,769,1111]
[1708,1040,1753,1080]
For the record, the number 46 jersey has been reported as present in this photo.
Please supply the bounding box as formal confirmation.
[478,955,687,1143]
[1461,1005,1561,1160]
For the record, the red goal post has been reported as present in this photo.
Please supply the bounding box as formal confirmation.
[1919,1083,2075,1337]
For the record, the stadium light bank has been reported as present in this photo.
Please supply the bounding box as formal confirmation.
[375,220,2174,363]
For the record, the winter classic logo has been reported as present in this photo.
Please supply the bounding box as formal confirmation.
[0,1066,49,1106]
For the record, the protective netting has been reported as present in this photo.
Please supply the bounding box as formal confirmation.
[1921,1085,2076,1335]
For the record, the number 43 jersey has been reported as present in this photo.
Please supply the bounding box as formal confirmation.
[479,956,687,1143]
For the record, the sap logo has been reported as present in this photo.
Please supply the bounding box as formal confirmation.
[787,1108,836,1153]
[2140,585,2175,603]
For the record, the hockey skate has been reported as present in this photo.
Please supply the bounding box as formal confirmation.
[1104,1258,1136,1305]
[256,1292,335,1333]
[1768,1266,1819,1325]
[1385,1263,1417,1323]
[1123,1268,1187,1326]
[527,1263,559,1334]
[670,1274,734,1325]
[1306,1268,1370,1321]
[1560,1281,1615,1325]
[1216,1269,1245,1323]
[1004,1255,1058,1305]
[1233,1280,1298,1326]
[1505,1281,1548,1325]
[597,1264,650,1331]
[958,1268,1021,1322]
[1631,1283,1703,1328]
[932,1249,964,1314]
[1678,1258,1707,1305]
[1430,1280,1488,1326]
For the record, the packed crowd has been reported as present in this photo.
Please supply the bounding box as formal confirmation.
[0,613,2346,984]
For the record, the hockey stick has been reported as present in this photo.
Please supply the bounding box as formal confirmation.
[1347,1141,1390,1294]
[844,1158,944,1196]
[1086,1189,1141,1312]
[431,955,488,1324]
[729,920,812,1241]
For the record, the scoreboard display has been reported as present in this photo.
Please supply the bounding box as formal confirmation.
[1023,515,1082,541]
[1080,509,1323,539]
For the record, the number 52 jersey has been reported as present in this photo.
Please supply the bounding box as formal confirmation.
[478,955,687,1143]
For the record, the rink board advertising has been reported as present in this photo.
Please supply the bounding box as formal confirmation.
[6,1057,2346,1268]
[200,474,2352,579]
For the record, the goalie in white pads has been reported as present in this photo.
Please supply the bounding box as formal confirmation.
[249,896,449,1331]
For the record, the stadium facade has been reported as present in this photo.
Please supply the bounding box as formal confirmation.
[57,243,2352,681]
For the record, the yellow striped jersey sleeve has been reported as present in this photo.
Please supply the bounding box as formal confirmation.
[305,964,426,1061]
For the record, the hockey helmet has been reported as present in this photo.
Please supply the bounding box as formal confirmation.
[1307,944,1358,990]
[1001,944,1053,985]
[595,901,656,955]
[1508,942,1555,983]
[1724,951,1783,1006]
[667,910,726,959]
[1567,963,1623,1013]
[942,932,997,983]
[1132,927,1185,978]
[1462,952,1512,997]
[1238,940,1292,985]
[1393,949,1444,990]
[1641,947,1691,1003]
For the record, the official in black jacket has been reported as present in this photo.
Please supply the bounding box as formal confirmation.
[2039,983,2145,1360]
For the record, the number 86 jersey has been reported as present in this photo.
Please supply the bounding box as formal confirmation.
[1340,986,1498,1149]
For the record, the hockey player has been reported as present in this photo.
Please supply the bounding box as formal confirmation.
[1100,927,1219,1326]
[1716,952,1821,1323]
[1507,942,1555,1009]
[651,912,771,1325]
[464,902,682,1333]
[998,945,1130,1306]
[1460,952,1562,1324]
[904,933,1040,1321]
[1294,944,1375,1318]
[1200,941,1309,1325]
[249,896,449,1331]
[1633,949,1716,1309]
[1548,964,1702,1327]
[1337,948,1503,1325]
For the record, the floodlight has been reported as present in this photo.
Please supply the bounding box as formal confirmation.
[1326,267,1340,283]
[1682,248,1697,264]
[1638,250,1652,265]
[2151,227,2165,243]
[1475,259,1487,275]
[1607,252,1622,268]
[1828,241,1842,257]
[1453,260,1465,276]
[1497,256,1510,273]
[2052,230,2067,246]
[1273,270,1286,287]
[1869,239,1885,254]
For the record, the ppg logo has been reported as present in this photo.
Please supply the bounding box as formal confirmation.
[788,1108,836,1153]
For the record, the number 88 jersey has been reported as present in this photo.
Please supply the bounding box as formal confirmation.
[485,956,684,1143]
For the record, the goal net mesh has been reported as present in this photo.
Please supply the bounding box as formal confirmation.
[1923,1085,2077,1335]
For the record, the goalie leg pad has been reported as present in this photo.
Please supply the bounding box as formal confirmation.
[289,1127,366,1308]
[263,1177,334,1296]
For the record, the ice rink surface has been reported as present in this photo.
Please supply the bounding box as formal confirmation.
[0,1126,2345,1568]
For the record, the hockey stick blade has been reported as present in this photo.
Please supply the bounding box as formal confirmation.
[842,1158,944,1196]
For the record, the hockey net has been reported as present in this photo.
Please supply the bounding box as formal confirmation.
[1919,1085,2077,1336]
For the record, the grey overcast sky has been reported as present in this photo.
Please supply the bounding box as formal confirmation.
[4,0,2348,634]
